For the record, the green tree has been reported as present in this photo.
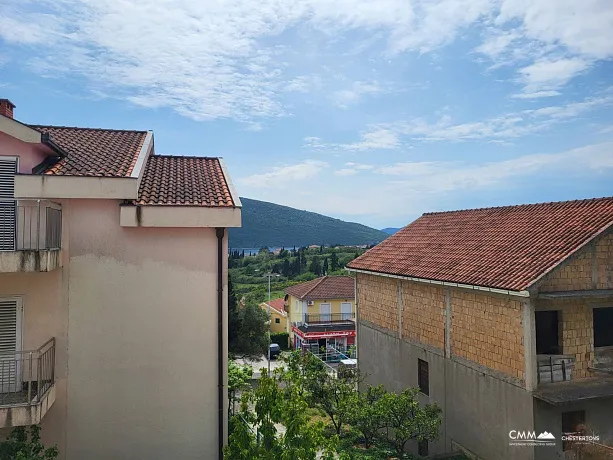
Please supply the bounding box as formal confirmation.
[330,251,339,271]
[0,426,58,460]
[322,258,329,275]
[309,256,321,276]
[291,352,357,436]
[230,302,269,359]
[381,388,442,457]
[345,385,388,449]
[228,274,240,352]
[224,369,337,460]
[228,360,253,416]
[282,259,291,277]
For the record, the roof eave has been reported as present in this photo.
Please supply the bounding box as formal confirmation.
[345,267,531,298]
[218,157,242,208]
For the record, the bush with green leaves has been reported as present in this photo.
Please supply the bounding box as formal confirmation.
[0,426,58,460]
[224,369,337,460]
[228,360,253,416]
[270,332,290,350]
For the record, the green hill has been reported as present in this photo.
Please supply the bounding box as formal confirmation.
[229,197,389,248]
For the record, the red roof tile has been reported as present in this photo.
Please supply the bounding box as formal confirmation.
[348,197,613,292]
[264,298,287,315]
[285,276,355,300]
[29,125,147,177]
[136,155,234,207]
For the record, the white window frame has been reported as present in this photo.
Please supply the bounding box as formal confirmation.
[0,296,24,392]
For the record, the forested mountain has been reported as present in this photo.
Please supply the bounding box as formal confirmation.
[229,197,388,248]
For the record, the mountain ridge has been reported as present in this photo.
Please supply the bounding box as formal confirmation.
[229,197,388,247]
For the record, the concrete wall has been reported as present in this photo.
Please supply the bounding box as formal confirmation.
[358,321,535,460]
[63,199,227,460]
[533,397,613,460]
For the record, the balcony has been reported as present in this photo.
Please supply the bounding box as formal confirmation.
[304,313,355,325]
[0,338,56,428]
[0,200,62,272]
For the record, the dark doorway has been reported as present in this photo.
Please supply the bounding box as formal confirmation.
[536,310,560,354]
[562,410,585,451]
[594,307,613,348]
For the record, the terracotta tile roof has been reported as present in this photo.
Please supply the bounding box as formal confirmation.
[285,276,355,300]
[348,197,613,292]
[29,125,147,177]
[136,155,234,206]
[264,298,287,315]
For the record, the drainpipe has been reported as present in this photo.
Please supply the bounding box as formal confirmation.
[216,227,225,460]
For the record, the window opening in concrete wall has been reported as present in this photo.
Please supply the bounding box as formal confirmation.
[418,439,428,456]
[535,310,561,354]
[418,359,429,396]
[594,306,613,348]
[562,410,585,451]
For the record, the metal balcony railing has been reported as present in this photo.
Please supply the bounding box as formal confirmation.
[0,200,62,251]
[0,338,56,407]
[303,313,355,324]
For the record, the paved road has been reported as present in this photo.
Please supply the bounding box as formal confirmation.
[234,355,286,378]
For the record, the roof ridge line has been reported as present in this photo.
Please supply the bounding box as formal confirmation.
[29,124,149,133]
[303,276,328,298]
[152,154,221,160]
[422,196,613,216]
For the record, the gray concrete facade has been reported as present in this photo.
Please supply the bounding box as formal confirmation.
[359,321,536,460]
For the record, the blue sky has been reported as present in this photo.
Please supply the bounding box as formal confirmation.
[1,0,612,229]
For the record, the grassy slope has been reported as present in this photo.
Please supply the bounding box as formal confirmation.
[229,197,388,248]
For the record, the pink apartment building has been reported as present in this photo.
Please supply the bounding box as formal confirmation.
[0,99,241,459]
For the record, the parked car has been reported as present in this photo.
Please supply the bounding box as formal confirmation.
[269,343,281,359]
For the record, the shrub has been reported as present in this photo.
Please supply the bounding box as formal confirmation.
[271,332,290,350]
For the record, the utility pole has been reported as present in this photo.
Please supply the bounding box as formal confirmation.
[264,272,280,374]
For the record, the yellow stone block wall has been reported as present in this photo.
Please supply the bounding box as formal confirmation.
[539,232,613,292]
[357,273,398,333]
[537,299,595,379]
[401,281,445,350]
[450,291,525,380]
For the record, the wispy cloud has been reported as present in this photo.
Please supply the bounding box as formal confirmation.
[516,57,590,95]
[238,160,328,187]
[332,81,382,108]
[374,142,613,193]
[309,93,613,148]
[334,168,359,176]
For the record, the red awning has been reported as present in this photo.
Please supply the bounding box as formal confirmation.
[292,326,356,340]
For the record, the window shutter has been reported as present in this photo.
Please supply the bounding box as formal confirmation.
[0,299,20,391]
[0,158,16,251]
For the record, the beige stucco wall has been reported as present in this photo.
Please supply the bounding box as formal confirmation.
[0,269,67,453]
[63,198,227,460]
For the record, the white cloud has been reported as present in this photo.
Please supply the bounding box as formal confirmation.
[475,0,613,93]
[238,160,328,187]
[332,81,382,108]
[244,142,613,225]
[512,90,561,99]
[2,0,611,122]
[285,75,322,93]
[334,168,359,176]
[341,128,400,151]
[374,142,613,192]
[346,163,374,170]
[517,57,590,94]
